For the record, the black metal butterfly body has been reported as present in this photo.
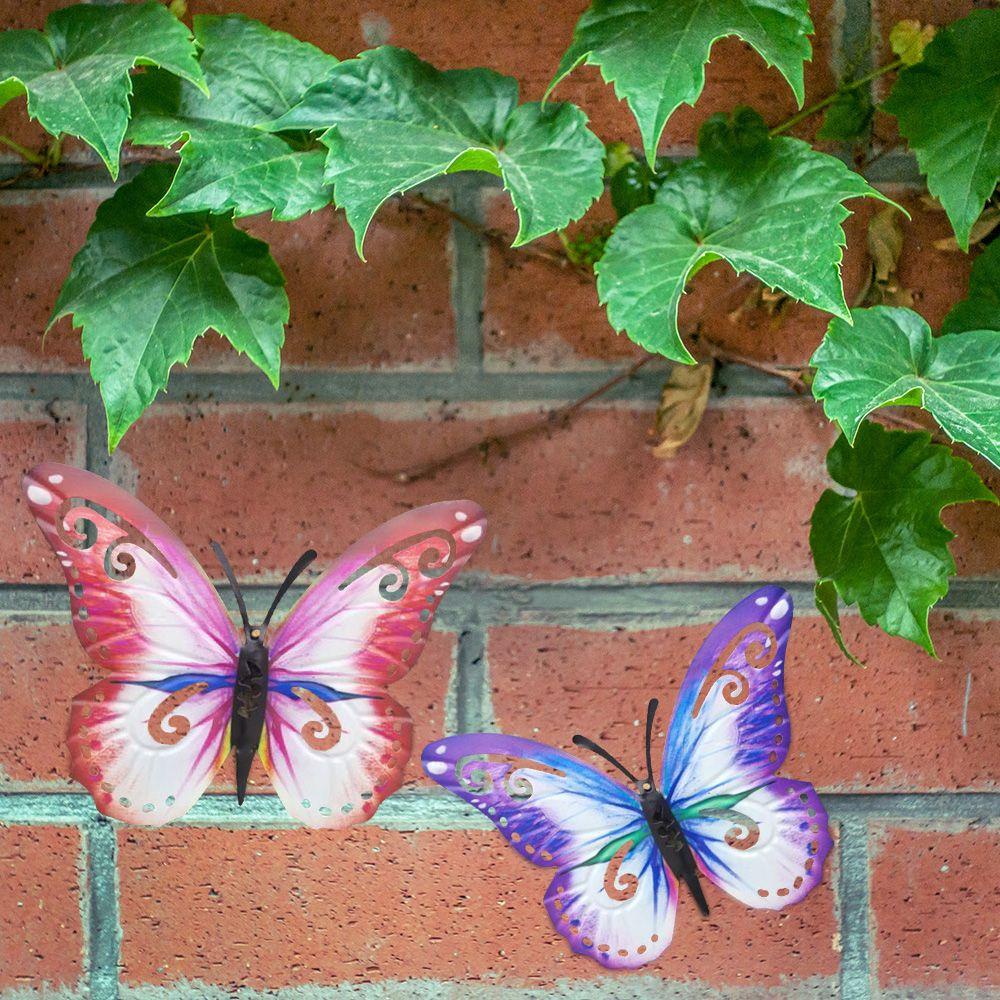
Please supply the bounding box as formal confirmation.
[211,542,364,802]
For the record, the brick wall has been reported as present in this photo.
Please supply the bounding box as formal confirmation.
[1,2,998,999]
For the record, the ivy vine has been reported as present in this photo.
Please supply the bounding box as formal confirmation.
[1,1,998,659]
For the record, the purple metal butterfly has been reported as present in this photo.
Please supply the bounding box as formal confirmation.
[422,586,831,969]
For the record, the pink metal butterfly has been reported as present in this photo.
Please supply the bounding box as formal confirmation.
[423,587,831,968]
[24,462,485,828]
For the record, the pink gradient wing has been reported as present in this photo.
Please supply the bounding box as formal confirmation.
[23,463,240,823]
[263,500,486,828]
[70,677,232,824]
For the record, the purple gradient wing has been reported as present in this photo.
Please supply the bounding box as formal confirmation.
[423,734,643,867]
[662,585,794,807]
[423,735,676,968]
[545,836,677,968]
[662,586,832,909]
[679,779,830,909]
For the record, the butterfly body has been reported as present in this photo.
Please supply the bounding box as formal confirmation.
[423,586,831,969]
[639,784,710,918]
[232,634,269,803]
[24,462,486,828]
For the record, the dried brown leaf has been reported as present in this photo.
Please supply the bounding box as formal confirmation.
[857,205,914,308]
[652,360,714,459]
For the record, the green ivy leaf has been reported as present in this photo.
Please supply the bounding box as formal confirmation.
[51,164,287,451]
[883,10,1000,251]
[608,156,674,219]
[128,15,337,221]
[817,88,873,143]
[547,0,813,164]
[811,306,1000,468]
[942,240,1000,335]
[814,579,864,667]
[810,422,997,655]
[0,2,205,177]
[268,46,605,257]
[596,109,887,363]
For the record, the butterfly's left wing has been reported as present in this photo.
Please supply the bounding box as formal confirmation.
[262,501,486,828]
[424,734,677,969]
[662,586,832,909]
[23,462,240,825]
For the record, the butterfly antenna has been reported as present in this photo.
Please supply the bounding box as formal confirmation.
[261,549,317,632]
[572,735,639,784]
[644,698,659,790]
[211,541,251,636]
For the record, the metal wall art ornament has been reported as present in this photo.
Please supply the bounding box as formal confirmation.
[422,587,830,969]
[23,463,485,828]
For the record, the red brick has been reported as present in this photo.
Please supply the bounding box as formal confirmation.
[0,619,451,793]
[489,613,1000,793]
[113,400,1000,581]
[0,825,83,990]
[872,826,1000,989]
[244,198,454,369]
[483,192,640,369]
[191,0,835,149]
[0,192,97,371]
[2,401,86,584]
[118,825,836,988]
[0,191,454,372]
[0,620,92,788]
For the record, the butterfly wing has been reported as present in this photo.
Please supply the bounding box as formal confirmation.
[262,501,485,828]
[662,586,832,908]
[423,734,677,968]
[24,462,239,824]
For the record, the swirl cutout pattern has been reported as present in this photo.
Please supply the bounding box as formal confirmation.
[147,682,209,745]
[603,840,640,901]
[455,755,495,795]
[337,530,457,601]
[700,806,762,851]
[691,622,778,719]
[454,755,563,798]
[292,687,342,751]
[56,498,177,581]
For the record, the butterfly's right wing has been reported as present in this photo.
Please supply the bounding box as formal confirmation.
[423,734,677,969]
[661,586,831,909]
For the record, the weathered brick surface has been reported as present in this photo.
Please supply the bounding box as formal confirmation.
[0,620,452,792]
[0,620,89,788]
[872,826,1000,990]
[0,3,997,996]
[114,401,1000,582]
[488,614,1000,793]
[0,825,84,990]
[0,192,98,371]
[0,191,454,372]
[1,401,86,584]
[118,826,837,989]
